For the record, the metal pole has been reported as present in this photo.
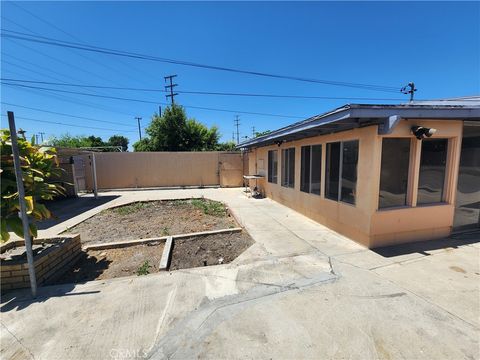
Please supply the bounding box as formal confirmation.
[135,117,142,140]
[7,111,37,298]
[91,152,98,199]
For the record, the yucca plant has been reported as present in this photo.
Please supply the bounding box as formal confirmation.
[0,129,65,242]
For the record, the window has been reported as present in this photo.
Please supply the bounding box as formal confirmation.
[341,141,359,204]
[417,138,448,204]
[325,142,341,200]
[268,150,278,183]
[281,148,295,188]
[325,140,359,204]
[301,145,322,195]
[379,138,411,209]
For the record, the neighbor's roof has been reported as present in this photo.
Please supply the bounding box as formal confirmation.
[239,96,480,148]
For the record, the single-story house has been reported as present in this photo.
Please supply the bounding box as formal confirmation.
[240,97,480,248]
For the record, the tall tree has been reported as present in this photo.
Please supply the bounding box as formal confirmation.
[108,135,129,151]
[133,105,221,151]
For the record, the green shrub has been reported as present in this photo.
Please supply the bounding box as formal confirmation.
[1,130,65,241]
[136,260,150,275]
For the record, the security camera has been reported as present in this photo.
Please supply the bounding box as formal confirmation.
[411,126,437,140]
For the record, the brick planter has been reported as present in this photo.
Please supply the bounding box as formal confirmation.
[1,234,81,292]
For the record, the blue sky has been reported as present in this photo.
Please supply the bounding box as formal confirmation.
[1,1,479,147]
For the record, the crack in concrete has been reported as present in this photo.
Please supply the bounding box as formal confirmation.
[147,271,337,360]
[1,321,36,360]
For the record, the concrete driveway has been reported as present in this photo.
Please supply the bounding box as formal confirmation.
[1,188,479,360]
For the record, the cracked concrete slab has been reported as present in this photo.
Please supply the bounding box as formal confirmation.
[1,188,479,360]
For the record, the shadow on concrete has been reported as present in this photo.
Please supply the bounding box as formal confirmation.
[48,251,112,285]
[37,195,119,230]
[1,252,111,312]
[373,230,480,258]
[0,282,100,313]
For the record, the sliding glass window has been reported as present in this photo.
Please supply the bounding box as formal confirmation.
[281,148,295,188]
[301,145,322,195]
[417,139,448,204]
[379,139,411,209]
[268,150,278,184]
[325,140,359,205]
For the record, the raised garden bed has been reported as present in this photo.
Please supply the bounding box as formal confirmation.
[52,241,165,284]
[169,231,254,270]
[0,235,81,291]
[64,198,238,244]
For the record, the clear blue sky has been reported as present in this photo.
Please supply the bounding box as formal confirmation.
[1,1,479,147]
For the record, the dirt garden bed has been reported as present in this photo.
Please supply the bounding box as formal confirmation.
[64,198,237,244]
[170,231,254,270]
[52,242,165,284]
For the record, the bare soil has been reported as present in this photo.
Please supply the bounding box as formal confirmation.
[169,231,254,270]
[51,242,165,284]
[64,199,237,244]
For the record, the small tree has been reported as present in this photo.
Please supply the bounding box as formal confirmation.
[108,135,129,152]
[1,130,65,241]
[133,105,221,151]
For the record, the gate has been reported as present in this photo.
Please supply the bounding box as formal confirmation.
[72,155,87,192]
[219,153,244,187]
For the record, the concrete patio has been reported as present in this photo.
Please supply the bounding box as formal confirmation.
[1,188,479,360]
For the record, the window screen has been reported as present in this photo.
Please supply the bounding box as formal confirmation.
[325,142,341,200]
[417,139,448,204]
[379,138,411,208]
[301,145,322,195]
[340,140,359,205]
[268,150,278,183]
[281,148,295,188]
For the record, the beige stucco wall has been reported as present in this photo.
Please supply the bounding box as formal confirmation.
[83,151,243,190]
[248,119,464,248]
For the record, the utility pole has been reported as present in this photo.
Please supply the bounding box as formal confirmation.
[17,128,26,139]
[232,132,235,142]
[158,106,162,116]
[39,132,45,143]
[401,82,417,102]
[164,75,178,105]
[35,134,39,145]
[252,126,256,138]
[7,111,37,298]
[234,115,240,144]
[135,117,142,140]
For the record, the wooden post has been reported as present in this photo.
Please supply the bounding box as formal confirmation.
[7,111,37,297]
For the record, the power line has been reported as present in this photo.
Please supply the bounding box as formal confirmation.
[1,29,401,93]
[0,102,138,128]
[4,81,138,116]
[0,114,137,133]
[2,82,304,119]
[0,78,408,101]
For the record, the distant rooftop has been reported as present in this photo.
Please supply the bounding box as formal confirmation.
[239,96,480,148]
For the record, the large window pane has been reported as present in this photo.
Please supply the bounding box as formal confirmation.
[300,146,311,193]
[325,142,340,200]
[311,145,322,195]
[341,140,359,205]
[379,139,411,208]
[281,148,295,188]
[268,150,278,183]
[417,139,448,204]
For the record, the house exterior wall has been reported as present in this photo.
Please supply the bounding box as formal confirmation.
[248,119,463,248]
